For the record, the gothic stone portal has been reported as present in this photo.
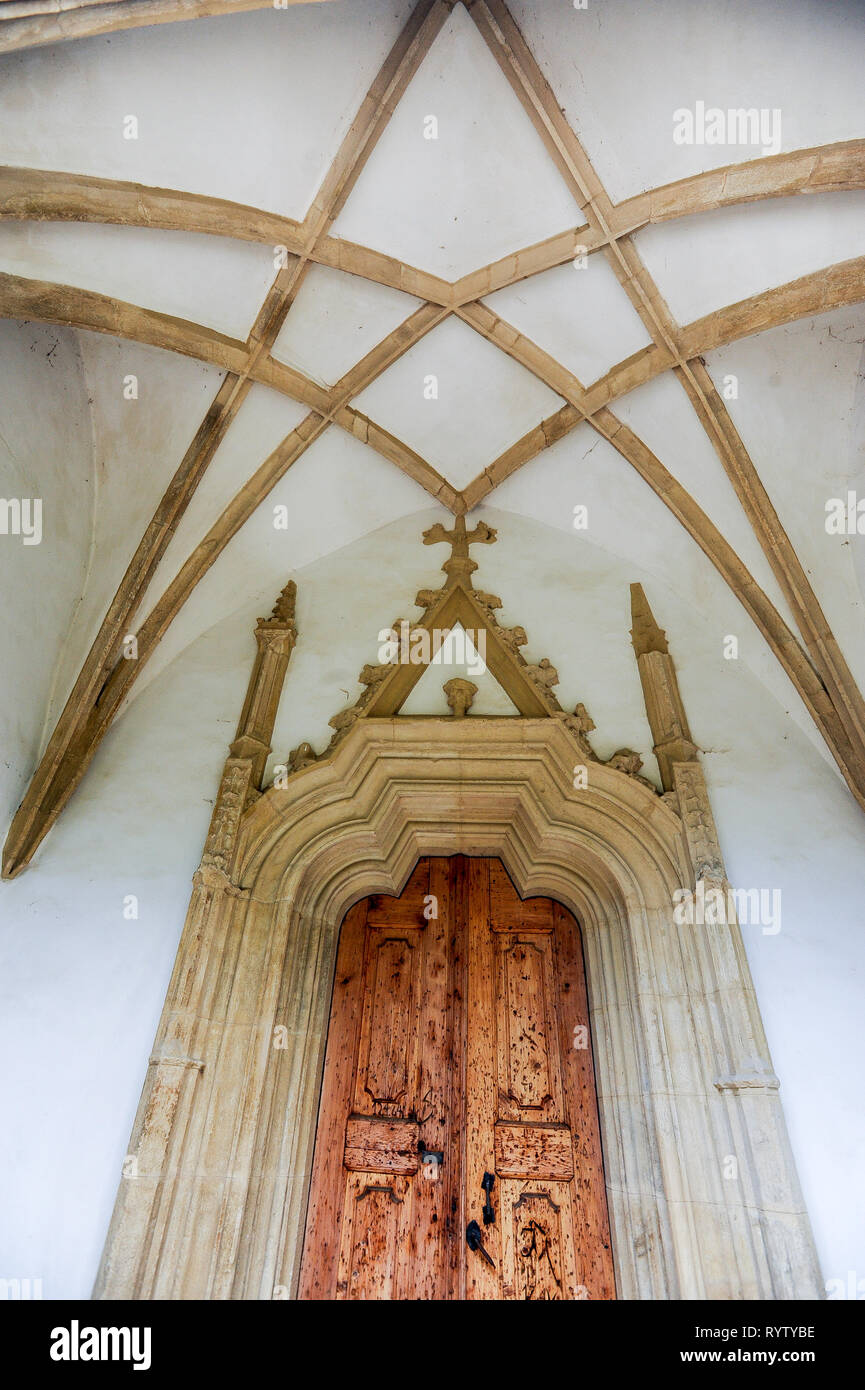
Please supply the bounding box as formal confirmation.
[298,856,616,1301]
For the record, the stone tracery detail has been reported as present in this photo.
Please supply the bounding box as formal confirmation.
[95,643,822,1303]
[201,761,250,875]
[270,517,675,782]
[673,762,726,882]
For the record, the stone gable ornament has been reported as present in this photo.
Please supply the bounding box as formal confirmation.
[605,748,658,792]
[268,517,667,798]
[443,677,478,718]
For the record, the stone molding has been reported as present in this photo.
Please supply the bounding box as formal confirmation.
[95,717,822,1301]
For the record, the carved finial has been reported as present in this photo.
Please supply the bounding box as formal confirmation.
[443,677,478,718]
[270,580,297,624]
[287,741,316,774]
[606,747,658,793]
[329,708,358,734]
[423,513,497,588]
[554,704,599,760]
[630,583,668,656]
[358,663,389,688]
[524,657,559,691]
[607,748,644,776]
[498,623,527,651]
[572,703,595,734]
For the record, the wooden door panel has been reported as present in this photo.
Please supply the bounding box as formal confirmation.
[344,1116,420,1174]
[496,935,563,1119]
[500,1183,580,1301]
[465,859,616,1300]
[463,858,500,1300]
[354,932,422,1113]
[336,1176,410,1300]
[297,900,367,1300]
[494,1121,574,1180]
[300,859,458,1300]
[299,856,615,1300]
[551,901,617,1300]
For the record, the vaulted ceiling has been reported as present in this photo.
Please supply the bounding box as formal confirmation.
[1,0,864,876]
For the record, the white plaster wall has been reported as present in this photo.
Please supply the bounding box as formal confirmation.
[46,335,226,730]
[0,319,93,827]
[1,512,863,1298]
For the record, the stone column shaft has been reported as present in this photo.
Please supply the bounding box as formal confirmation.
[231,581,297,788]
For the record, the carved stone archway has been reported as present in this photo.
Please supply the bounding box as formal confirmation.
[95,716,822,1301]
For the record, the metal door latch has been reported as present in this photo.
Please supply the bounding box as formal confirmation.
[481,1171,495,1225]
[466,1219,496,1268]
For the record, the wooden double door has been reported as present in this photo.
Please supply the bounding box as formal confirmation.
[299,857,615,1300]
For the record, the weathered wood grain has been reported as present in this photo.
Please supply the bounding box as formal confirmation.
[494,1123,574,1180]
[344,1117,420,1175]
[299,857,615,1299]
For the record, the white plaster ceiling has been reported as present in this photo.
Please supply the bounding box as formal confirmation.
[484,256,653,386]
[609,371,801,633]
[0,222,279,339]
[509,0,865,204]
[352,315,566,489]
[330,3,581,279]
[49,334,227,727]
[0,1,417,217]
[0,0,864,813]
[134,382,312,632]
[0,320,92,798]
[706,307,865,696]
[270,264,423,387]
[635,192,865,325]
[132,426,439,705]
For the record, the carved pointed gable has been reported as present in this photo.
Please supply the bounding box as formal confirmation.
[318,514,597,746]
[278,515,659,785]
[362,518,558,720]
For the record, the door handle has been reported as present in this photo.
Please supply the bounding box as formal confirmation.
[466,1219,496,1268]
[481,1171,495,1225]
